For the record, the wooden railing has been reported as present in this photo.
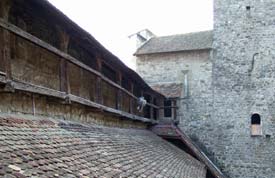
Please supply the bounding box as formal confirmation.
[0,18,160,123]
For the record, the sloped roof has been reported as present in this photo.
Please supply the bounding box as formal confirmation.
[152,124,226,178]
[135,30,213,55]
[151,83,182,98]
[0,115,206,178]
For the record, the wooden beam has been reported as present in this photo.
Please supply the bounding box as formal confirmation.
[116,71,122,110]
[0,1,11,80]
[95,57,102,104]
[0,19,161,106]
[3,29,11,80]
[0,75,6,84]
[58,29,70,94]
[12,79,66,99]
[6,79,157,124]
[60,59,68,93]
[129,82,134,114]
[0,19,160,109]
[174,127,225,178]
[150,96,154,119]
[0,0,10,20]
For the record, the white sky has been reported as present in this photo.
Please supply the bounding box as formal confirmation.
[48,0,213,69]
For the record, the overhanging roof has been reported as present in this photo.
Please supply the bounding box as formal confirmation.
[135,30,213,55]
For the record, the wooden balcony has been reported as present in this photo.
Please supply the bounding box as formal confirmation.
[0,7,164,123]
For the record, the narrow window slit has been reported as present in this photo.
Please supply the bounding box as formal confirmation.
[251,113,262,136]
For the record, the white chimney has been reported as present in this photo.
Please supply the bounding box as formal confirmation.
[129,29,155,49]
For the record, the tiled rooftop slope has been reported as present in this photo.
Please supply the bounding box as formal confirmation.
[0,114,206,178]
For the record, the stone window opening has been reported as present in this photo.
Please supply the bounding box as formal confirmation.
[246,5,251,18]
[164,100,172,118]
[163,99,177,120]
[251,113,262,136]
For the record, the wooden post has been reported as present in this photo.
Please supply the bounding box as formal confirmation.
[173,99,177,121]
[3,29,11,79]
[140,90,144,117]
[96,57,102,104]
[150,96,154,119]
[155,98,159,120]
[129,82,134,114]
[116,71,122,110]
[0,0,11,20]
[58,28,70,94]
[0,0,11,80]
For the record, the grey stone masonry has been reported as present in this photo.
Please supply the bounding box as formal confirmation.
[136,50,212,128]
[209,0,275,177]
[136,1,275,177]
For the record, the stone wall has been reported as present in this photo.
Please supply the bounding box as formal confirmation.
[137,1,275,177]
[207,0,275,177]
[136,50,213,141]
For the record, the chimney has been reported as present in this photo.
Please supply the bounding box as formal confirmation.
[129,29,155,49]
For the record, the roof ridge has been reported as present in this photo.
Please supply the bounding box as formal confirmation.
[154,30,213,39]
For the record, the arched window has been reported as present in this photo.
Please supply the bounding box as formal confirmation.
[251,113,262,136]
[251,113,261,125]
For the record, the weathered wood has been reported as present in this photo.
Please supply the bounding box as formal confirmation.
[116,72,122,110]
[150,97,154,119]
[0,19,160,103]
[3,29,11,80]
[60,59,68,93]
[67,94,155,123]
[159,106,179,109]
[12,79,66,99]
[3,78,156,123]
[152,124,224,178]
[0,75,6,84]
[0,71,6,76]
[146,102,159,109]
[58,28,70,53]
[0,19,159,108]
[0,1,11,80]
[58,29,70,93]
[95,57,103,104]
[174,128,225,178]
[0,0,11,20]
[68,94,101,110]
[129,82,134,114]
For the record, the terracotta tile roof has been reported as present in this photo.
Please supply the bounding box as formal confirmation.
[151,83,182,98]
[0,115,206,178]
[135,30,213,55]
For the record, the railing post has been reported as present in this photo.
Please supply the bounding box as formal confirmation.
[150,96,154,119]
[129,82,134,114]
[116,71,122,110]
[0,0,11,80]
[140,90,144,117]
[96,57,103,104]
[58,28,70,94]
[3,29,11,80]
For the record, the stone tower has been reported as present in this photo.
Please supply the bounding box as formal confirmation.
[211,0,275,177]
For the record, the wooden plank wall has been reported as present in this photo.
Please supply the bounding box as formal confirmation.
[10,33,61,90]
[0,28,5,74]
[0,0,164,120]
[68,62,96,101]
